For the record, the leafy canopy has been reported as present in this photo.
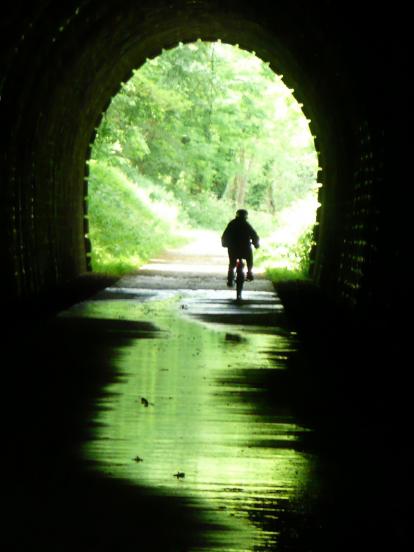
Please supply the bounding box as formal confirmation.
[88,41,320,274]
[93,41,318,218]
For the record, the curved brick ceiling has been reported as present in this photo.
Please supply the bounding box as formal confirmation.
[0,1,394,313]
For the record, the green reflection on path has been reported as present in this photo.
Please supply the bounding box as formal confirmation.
[66,295,312,551]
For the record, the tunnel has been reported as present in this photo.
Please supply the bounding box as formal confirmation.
[1,2,408,551]
[1,0,398,317]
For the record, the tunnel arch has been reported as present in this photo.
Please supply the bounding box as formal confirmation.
[86,38,322,274]
[1,1,390,314]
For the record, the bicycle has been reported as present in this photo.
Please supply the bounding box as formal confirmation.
[227,256,253,301]
[235,258,246,302]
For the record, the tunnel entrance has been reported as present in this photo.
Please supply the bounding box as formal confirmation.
[2,5,407,550]
[1,0,392,317]
[86,41,320,278]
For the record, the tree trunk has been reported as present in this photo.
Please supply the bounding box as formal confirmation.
[236,174,247,207]
[268,181,277,215]
[223,149,252,207]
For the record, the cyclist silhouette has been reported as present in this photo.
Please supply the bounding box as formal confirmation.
[221,209,260,287]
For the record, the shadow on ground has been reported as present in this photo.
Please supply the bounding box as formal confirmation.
[269,280,411,550]
[2,274,410,551]
[3,278,223,551]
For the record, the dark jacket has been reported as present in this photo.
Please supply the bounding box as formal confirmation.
[221,218,260,251]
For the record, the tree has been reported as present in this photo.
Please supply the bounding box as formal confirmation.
[91,40,318,223]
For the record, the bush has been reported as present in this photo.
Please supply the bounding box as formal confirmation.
[87,161,187,274]
[255,194,317,273]
[175,191,235,231]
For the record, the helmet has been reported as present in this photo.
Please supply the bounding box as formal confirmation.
[236,209,248,218]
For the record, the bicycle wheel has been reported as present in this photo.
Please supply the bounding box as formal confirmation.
[235,259,244,300]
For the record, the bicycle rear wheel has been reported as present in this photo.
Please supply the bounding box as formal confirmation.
[235,259,244,300]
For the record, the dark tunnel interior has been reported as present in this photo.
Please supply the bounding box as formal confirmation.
[1,2,409,551]
[1,0,400,315]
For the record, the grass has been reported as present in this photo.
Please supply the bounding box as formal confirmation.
[87,160,188,275]
[265,266,311,284]
[87,160,316,278]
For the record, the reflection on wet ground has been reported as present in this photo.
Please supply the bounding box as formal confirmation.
[4,265,410,551]
[61,289,314,551]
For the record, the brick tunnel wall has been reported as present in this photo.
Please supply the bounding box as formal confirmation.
[337,122,385,309]
[0,1,397,315]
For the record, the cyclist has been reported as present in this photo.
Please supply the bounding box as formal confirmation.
[221,209,260,287]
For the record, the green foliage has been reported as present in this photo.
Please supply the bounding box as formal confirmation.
[88,41,320,274]
[87,161,186,275]
[295,226,315,273]
[255,193,318,272]
[174,190,235,231]
[92,41,318,218]
[265,267,311,283]
[262,223,314,283]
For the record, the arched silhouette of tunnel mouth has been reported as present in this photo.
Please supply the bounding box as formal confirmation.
[86,40,320,277]
[1,1,391,315]
[1,6,409,551]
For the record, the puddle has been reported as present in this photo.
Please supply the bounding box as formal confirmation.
[63,293,314,551]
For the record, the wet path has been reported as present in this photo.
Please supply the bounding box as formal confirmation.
[65,288,311,551]
[4,232,410,551]
[58,228,316,550]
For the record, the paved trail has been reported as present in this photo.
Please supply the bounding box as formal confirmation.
[6,230,320,552]
[5,230,408,551]
[65,230,314,551]
[110,228,273,292]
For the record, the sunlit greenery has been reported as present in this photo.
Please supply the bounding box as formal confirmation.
[257,193,319,279]
[88,41,319,276]
[87,161,187,273]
